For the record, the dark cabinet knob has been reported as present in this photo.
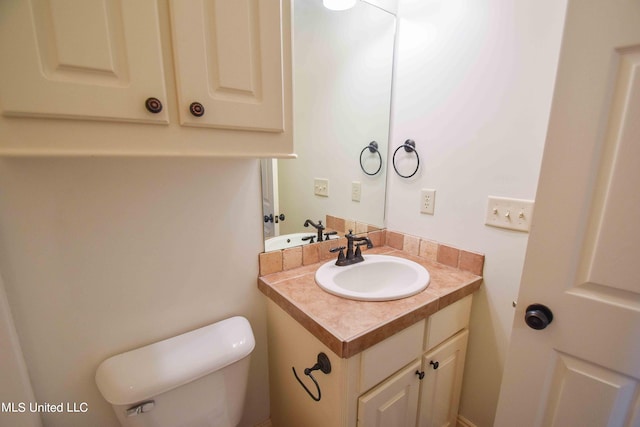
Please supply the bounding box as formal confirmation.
[430,361,439,370]
[145,97,163,114]
[525,304,553,330]
[189,102,205,117]
[415,370,425,380]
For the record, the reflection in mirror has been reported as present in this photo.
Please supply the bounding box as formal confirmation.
[262,0,396,252]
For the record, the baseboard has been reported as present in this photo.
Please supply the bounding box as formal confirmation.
[457,414,478,427]
[260,416,472,427]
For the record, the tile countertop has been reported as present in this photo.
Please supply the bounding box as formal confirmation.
[258,246,483,359]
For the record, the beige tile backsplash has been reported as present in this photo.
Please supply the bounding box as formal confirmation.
[259,228,484,277]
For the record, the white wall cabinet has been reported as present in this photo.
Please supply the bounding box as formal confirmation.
[170,1,285,132]
[0,0,293,157]
[266,295,473,427]
[0,1,168,124]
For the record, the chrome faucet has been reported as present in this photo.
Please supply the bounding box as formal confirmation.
[330,230,373,266]
[304,219,326,242]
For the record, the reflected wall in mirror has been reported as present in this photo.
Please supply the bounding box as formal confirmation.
[262,0,396,252]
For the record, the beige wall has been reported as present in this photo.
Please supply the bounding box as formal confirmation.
[387,0,567,425]
[0,158,269,427]
[0,272,42,427]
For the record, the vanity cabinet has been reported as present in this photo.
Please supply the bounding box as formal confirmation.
[358,360,421,427]
[266,294,473,427]
[0,0,293,156]
[418,330,469,427]
[357,331,469,427]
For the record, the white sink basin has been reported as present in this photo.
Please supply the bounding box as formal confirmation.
[315,254,430,301]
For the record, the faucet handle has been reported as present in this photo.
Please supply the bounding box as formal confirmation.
[324,231,338,240]
[330,246,346,265]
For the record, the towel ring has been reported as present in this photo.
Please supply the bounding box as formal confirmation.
[392,139,420,178]
[359,141,382,176]
[292,352,332,402]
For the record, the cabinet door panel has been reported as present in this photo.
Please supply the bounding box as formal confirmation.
[360,320,425,393]
[170,0,285,132]
[358,360,421,427]
[0,0,168,123]
[425,295,472,352]
[418,330,469,427]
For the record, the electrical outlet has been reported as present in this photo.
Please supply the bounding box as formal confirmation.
[351,181,361,202]
[485,196,534,232]
[420,189,436,215]
[314,178,329,197]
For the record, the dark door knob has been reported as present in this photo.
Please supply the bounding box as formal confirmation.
[145,97,163,114]
[525,304,553,330]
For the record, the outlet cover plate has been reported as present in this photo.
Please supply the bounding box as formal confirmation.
[314,178,329,197]
[420,189,436,215]
[485,196,534,232]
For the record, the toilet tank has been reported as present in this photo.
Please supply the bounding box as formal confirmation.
[95,316,255,427]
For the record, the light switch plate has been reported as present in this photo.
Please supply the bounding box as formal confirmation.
[485,196,534,232]
[352,181,361,202]
[314,178,329,197]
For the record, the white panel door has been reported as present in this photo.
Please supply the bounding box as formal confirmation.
[0,0,168,123]
[358,360,421,427]
[417,330,468,427]
[495,0,640,425]
[170,0,285,132]
[260,159,280,239]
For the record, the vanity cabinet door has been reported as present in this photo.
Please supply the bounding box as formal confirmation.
[169,0,285,132]
[417,330,469,427]
[357,360,421,427]
[0,0,168,124]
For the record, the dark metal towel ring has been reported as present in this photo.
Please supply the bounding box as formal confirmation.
[392,139,420,178]
[359,141,383,176]
[292,352,332,402]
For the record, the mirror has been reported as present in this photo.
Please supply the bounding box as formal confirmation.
[262,0,396,252]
